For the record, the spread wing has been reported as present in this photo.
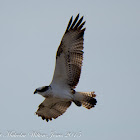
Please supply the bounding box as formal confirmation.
[36,98,71,122]
[51,14,86,89]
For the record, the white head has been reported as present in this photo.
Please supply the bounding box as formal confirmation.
[34,86,51,97]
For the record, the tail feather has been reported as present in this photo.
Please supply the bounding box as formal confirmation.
[74,91,97,109]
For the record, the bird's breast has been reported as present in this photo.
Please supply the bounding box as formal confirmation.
[51,85,73,100]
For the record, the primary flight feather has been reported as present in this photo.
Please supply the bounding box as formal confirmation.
[34,14,97,122]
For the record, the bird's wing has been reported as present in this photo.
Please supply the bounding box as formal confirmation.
[51,14,86,89]
[36,98,71,122]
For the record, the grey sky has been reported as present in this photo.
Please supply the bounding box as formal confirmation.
[0,0,140,140]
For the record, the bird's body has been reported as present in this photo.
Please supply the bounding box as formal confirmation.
[34,14,97,122]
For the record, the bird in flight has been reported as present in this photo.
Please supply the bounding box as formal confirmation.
[34,14,97,122]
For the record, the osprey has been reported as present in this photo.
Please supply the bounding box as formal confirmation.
[34,14,97,122]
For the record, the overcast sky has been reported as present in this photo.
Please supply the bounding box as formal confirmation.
[0,0,140,140]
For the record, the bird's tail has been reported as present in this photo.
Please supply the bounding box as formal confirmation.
[73,91,97,109]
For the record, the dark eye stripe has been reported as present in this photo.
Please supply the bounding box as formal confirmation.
[38,86,49,92]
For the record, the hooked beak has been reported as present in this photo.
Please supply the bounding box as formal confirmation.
[34,89,37,94]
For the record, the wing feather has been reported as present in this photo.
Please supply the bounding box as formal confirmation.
[70,14,79,29]
[66,16,73,32]
[74,16,84,29]
[51,14,86,88]
[36,98,71,122]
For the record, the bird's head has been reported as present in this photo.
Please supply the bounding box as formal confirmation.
[34,86,50,97]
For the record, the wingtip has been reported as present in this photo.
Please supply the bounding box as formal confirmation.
[77,13,80,18]
[77,13,84,19]
[66,15,73,32]
[70,15,73,20]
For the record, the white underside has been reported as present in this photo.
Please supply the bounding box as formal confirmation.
[49,82,74,100]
